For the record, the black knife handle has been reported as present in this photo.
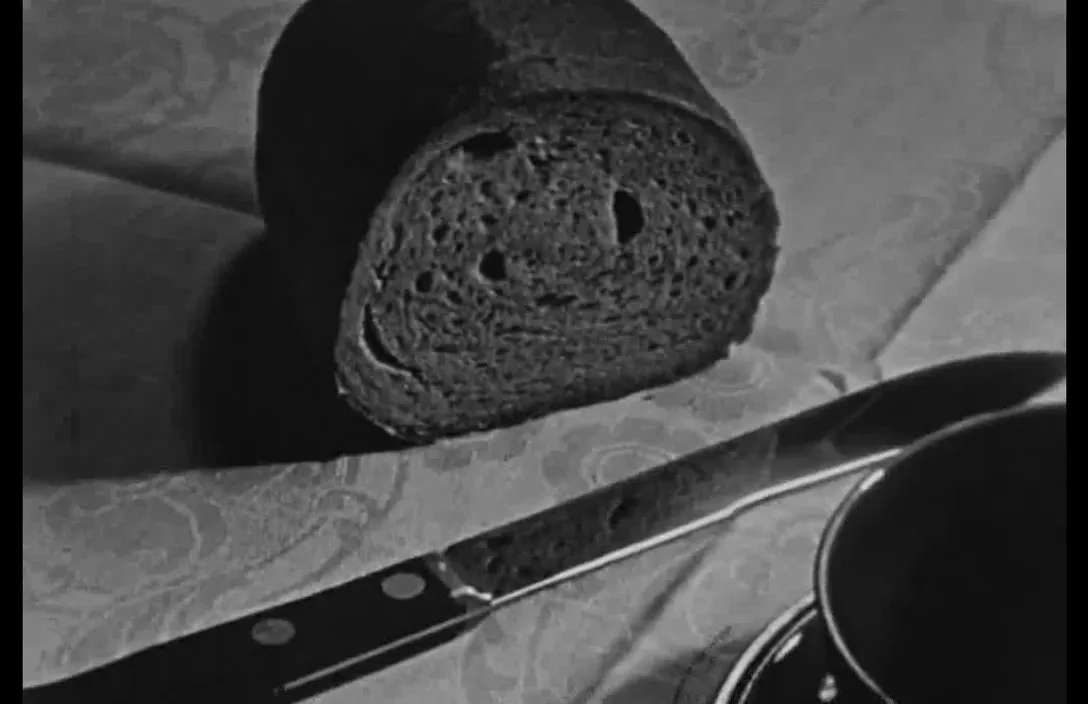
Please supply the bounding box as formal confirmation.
[22,556,486,704]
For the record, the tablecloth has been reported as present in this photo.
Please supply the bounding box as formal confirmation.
[23,0,1066,700]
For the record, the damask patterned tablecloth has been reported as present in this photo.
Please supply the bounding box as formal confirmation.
[23,0,1066,701]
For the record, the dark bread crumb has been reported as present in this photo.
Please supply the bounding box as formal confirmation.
[336,93,779,440]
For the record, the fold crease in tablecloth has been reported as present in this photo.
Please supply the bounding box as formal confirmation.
[864,122,1064,364]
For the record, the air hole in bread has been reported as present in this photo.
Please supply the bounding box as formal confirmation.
[414,271,435,293]
[515,189,531,202]
[459,130,516,160]
[528,154,550,170]
[536,292,578,308]
[611,189,644,245]
[674,129,694,146]
[480,180,499,202]
[432,223,450,244]
[361,309,412,374]
[478,249,507,282]
[723,270,748,291]
[701,215,717,230]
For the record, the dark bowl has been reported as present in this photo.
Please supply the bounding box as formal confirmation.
[815,402,1066,703]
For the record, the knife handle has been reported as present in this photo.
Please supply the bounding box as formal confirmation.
[22,556,486,704]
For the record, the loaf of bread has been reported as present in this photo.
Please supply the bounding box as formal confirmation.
[255,0,780,442]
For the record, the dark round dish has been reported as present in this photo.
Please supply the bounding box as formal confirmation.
[717,402,1066,704]
[713,594,883,704]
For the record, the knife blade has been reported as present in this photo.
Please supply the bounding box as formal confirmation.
[23,351,1066,704]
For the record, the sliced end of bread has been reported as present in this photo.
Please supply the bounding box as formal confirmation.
[335,91,780,441]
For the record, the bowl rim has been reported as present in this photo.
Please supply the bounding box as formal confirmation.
[712,593,819,704]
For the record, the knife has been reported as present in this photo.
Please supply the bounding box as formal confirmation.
[23,351,1066,703]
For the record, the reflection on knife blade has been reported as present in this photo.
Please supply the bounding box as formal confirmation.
[23,351,1066,704]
